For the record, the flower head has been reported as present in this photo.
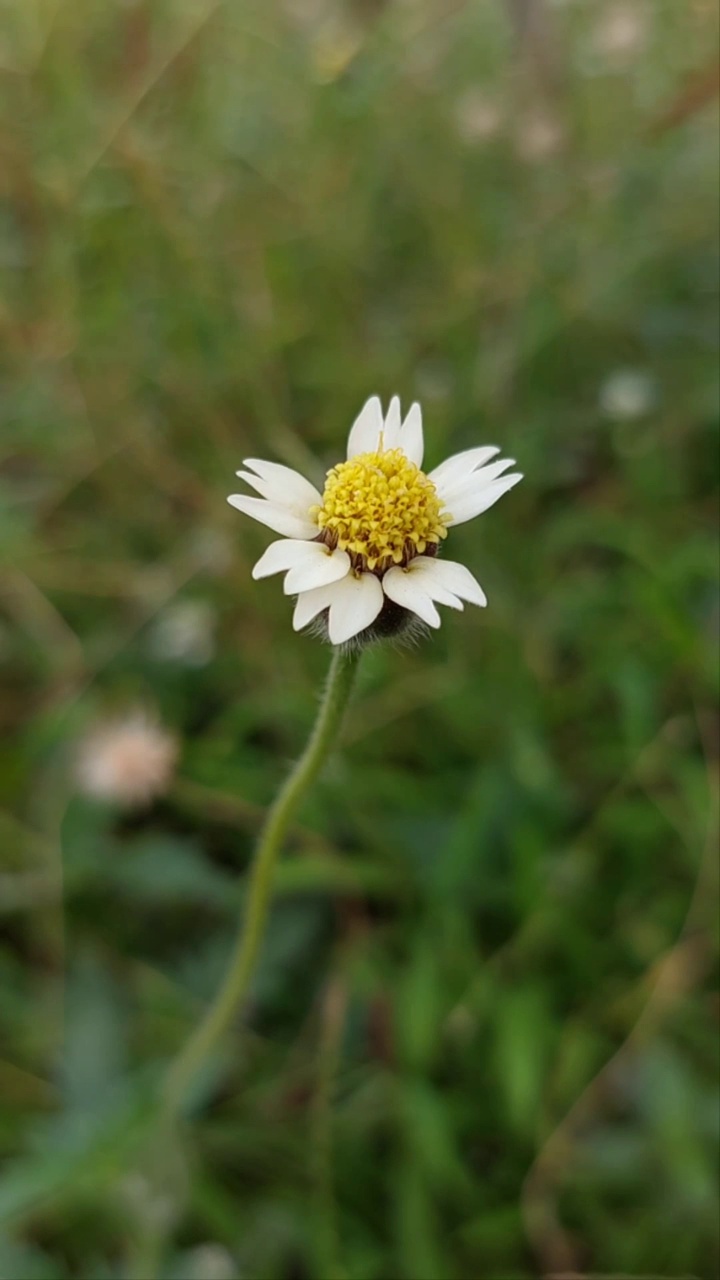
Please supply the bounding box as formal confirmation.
[228,396,522,647]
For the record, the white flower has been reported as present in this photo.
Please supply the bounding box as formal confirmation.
[228,396,522,647]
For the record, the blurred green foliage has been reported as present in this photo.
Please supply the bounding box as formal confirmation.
[1,1,718,1277]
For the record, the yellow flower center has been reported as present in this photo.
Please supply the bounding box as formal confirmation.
[311,448,448,572]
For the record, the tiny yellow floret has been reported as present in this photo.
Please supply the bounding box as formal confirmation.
[311,448,448,571]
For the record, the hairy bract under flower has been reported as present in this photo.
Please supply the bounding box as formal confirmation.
[228,396,522,647]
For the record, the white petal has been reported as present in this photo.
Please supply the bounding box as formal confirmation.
[411,557,487,607]
[408,576,464,611]
[382,567,442,628]
[347,396,383,458]
[430,589,464,611]
[326,572,384,645]
[399,402,424,467]
[293,583,337,631]
[239,460,322,510]
[440,455,512,499]
[252,538,319,579]
[227,494,319,540]
[434,456,516,508]
[283,548,351,595]
[381,396,402,451]
[445,473,523,525]
[429,445,500,490]
[252,539,350,589]
[236,470,318,514]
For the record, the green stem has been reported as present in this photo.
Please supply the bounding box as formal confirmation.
[311,977,348,1280]
[163,647,362,1115]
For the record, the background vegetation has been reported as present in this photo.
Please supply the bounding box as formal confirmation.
[1,1,718,1277]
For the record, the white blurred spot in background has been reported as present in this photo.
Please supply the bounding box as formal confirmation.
[454,89,503,145]
[76,711,178,808]
[592,2,649,64]
[148,600,217,667]
[599,368,658,420]
[188,527,234,577]
[515,112,565,162]
[184,1243,239,1280]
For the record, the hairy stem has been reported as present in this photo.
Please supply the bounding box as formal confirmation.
[163,647,362,1114]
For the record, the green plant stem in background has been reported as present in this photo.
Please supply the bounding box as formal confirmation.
[311,977,348,1280]
[163,647,362,1115]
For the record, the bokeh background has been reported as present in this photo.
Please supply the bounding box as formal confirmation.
[1,1,719,1278]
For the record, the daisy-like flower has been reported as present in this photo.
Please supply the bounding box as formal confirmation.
[228,396,522,647]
